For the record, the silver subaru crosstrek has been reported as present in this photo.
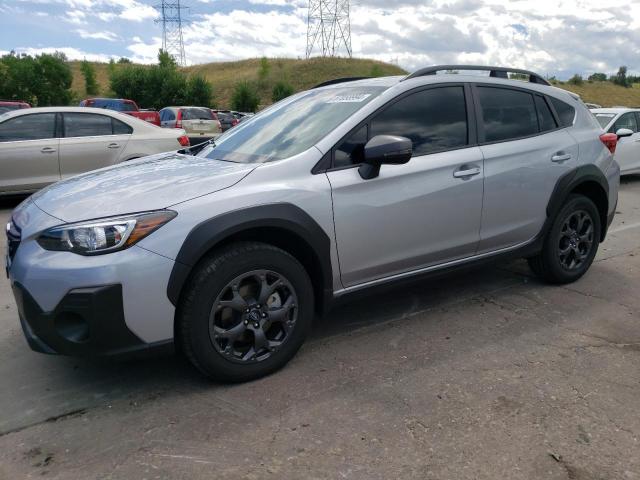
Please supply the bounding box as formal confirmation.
[6,66,621,382]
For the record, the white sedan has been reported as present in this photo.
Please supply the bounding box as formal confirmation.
[592,108,640,175]
[0,106,190,195]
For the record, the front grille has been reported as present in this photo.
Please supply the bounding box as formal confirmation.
[6,217,21,261]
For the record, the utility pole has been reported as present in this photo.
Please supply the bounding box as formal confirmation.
[306,0,352,59]
[155,0,188,66]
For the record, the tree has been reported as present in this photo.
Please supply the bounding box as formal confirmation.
[158,49,177,69]
[80,59,99,95]
[0,51,72,105]
[258,56,270,81]
[186,75,213,106]
[611,66,629,88]
[588,72,607,82]
[117,57,132,64]
[567,74,583,86]
[231,81,260,112]
[272,80,294,102]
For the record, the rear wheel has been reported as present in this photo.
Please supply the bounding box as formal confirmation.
[178,242,314,382]
[528,194,601,284]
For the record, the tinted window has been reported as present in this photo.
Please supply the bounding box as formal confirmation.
[535,96,558,132]
[182,108,214,120]
[112,118,133,135]
[370,86,468,156]
[612,112,638,133]
[0,113,56,142]
[550,97,575,127]
[64,113,113,137]
[334,125,367,168]
[478,87,538,142]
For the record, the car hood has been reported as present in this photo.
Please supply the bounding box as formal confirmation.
[32,152,257,223]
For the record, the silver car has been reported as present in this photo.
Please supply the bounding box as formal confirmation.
[6,66,620,382]
[592,107,640,175]
[0,107,190,195]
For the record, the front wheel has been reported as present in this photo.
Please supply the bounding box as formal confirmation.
[178,242,314,382]
[528,194,601,284]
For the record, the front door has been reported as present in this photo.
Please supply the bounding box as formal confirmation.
[0,112,60,193]
[610,112,640,174]
[327,85,484,288]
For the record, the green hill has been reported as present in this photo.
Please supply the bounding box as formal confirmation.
[70,57,406,108]
[69,58,640,109]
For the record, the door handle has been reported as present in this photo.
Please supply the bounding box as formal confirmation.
[551,153,572,163]
[453,166,481,178]
[40,147,56,154]
[107,143,120,149]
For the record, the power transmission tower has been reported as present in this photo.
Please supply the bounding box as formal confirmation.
[154,0,188,66]
[306,0,352,59]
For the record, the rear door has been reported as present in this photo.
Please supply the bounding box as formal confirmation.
[609,112,640,173]
[59,112,132,178]
[328,84,485,287]
[180,107,220,141]
[475,85,579,253]
[0,112,60,193]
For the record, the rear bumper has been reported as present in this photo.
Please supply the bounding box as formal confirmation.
[12,282,166,356]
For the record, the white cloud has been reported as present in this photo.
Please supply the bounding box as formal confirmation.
[75,29,119,42]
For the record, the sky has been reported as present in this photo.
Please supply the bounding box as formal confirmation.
[0,0,639,79]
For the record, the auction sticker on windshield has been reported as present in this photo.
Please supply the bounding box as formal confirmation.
[326,93,372,103]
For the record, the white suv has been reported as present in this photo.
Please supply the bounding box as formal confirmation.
[592,107,640,175]
[6,66,621,382]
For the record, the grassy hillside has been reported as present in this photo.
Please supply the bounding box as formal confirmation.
[550,80,640,107]
[70,58,640,109]
[70,57,406,108]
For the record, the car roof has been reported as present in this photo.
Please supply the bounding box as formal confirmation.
[0,106,157,129]
[591,108,638,114]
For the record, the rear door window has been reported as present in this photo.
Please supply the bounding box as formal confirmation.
[112,118,133,135]
[369,86,468,157]
[535,96,558,132]
[0,113,56,142]
[64,113,115,137]
[477,87,538,142]
[549,97,576,127]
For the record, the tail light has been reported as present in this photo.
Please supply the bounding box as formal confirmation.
[217,120,222,130]
[178,135,190,147]
[231,118,239,127]
[175,109,183,129]
[600,133,618,154]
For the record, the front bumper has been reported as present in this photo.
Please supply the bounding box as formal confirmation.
[12,282,150,356]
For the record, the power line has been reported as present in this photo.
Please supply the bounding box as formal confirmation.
[154,0,188,66]
[306,0,352,59]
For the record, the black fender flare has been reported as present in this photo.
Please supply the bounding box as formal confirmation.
[166,203,333,310]
[544,164,610,242]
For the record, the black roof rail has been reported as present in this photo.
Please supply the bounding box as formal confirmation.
[313,77,371,89]
[402,65,551,86]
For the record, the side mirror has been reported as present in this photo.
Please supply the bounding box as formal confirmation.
[616,128,634,139]
[358,135,412,180]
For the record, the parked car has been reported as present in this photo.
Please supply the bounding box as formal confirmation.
[159,106,222,145]
[0,100,31,114]
[79,98,161,126]
[0,106,189,195]
[7,65,620,382]
[212,110,239,131]
[592,107,640,175]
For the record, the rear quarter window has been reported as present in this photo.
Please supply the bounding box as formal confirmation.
[550,97,576,127]
[477,87,538,142]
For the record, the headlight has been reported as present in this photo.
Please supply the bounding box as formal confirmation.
[37,210,177,255]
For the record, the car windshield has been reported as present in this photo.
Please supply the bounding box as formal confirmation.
[198,86,386,163]
[594,113,616,129]
[182,108,214,120]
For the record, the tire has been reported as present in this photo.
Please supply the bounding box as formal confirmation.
[178,241,314,382]
[528,194,601,284]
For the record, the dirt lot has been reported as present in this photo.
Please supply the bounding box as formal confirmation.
[0,177,639,480]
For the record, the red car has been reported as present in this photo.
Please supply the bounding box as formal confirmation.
[0,100,31,114]
[79,98,161,126]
